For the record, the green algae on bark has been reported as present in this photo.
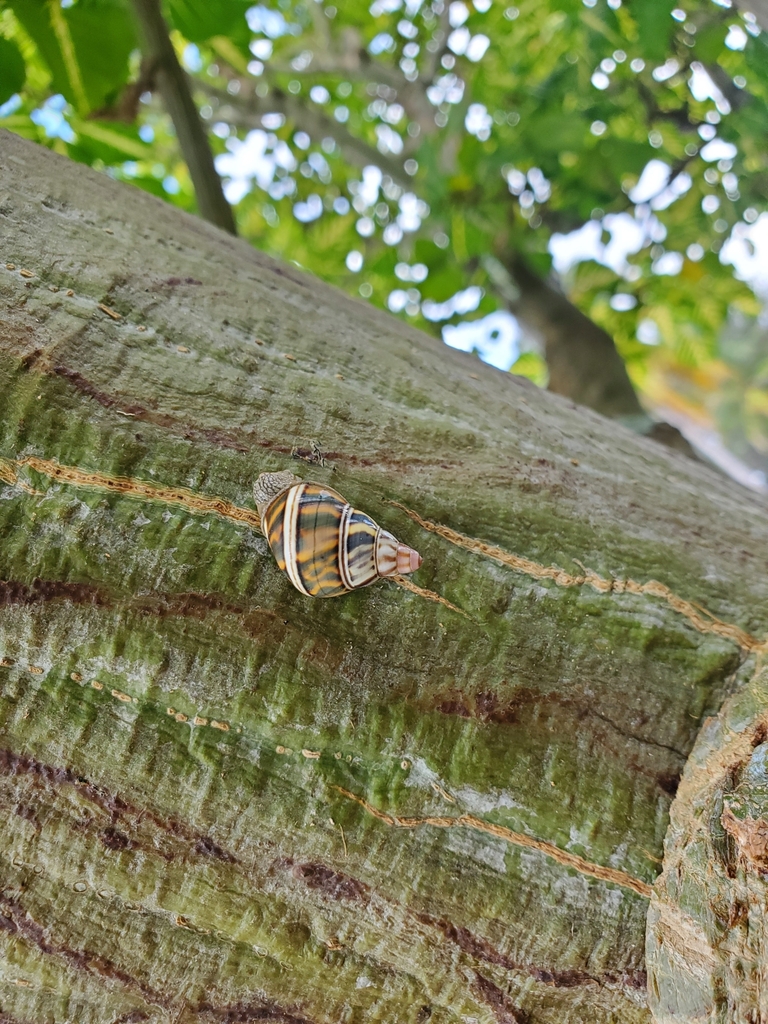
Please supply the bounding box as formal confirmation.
[1,132,768,1023]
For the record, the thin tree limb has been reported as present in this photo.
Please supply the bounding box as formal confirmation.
[501,252,647,422]
[198,81,413,188]
[198,40,696,449]
[421,2,452,83]
[263,35,439,136]
[733,0,768,32]
[194,78,659,429]
[130,0,237,235]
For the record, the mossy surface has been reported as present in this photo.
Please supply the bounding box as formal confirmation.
[1,132,767,1023]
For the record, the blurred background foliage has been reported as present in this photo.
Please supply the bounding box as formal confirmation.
[1,0,767,489]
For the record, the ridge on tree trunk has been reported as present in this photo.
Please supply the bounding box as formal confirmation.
[0,132,767,1024]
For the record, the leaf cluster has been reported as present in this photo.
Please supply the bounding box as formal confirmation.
[1,0,767,458]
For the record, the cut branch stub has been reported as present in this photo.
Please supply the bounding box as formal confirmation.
[647,663,768,1023]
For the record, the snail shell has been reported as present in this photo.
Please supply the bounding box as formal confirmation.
[254,470,422,598]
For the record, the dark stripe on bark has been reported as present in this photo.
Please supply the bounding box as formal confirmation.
[0,578,279,627]
[415,911,593,985]
[52,365,256,453]
[415,911,645,990]
[0,579,109,608]
[0,750,236,864]
[471,970,529,1024]
[0,894,167,1008]
[280,859,645,992]
[292,862,370,902]
[193,998,317,1024]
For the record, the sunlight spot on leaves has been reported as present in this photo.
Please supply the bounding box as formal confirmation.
[652,251,683,276]
[610,294,637,311]
[443,311,521,370]
[700,138,737,162]
[346,250,363,272]
[637,319,660,345]
[423,285,483,321]
[725,24,748,49]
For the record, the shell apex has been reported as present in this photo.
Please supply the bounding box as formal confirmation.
[254,470,301,522]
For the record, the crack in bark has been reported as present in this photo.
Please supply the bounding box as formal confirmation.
[333,786,653,898]
[587,706,688,760]
[390,502,766,654]
[433,686,688,766]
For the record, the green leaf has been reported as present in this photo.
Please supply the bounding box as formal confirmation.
[8,0,136,114]
[693,22,726,64]
[0,37,26,104]
[166,0,252,44]
[520,110,585,155]
[631,0,676,61]
[420,268,464,303]
[600,138,654,177]
[71,119,151,160]
[511,351,549,387]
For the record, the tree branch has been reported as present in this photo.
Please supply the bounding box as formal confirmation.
[421,3,452,83]
[487,251,696,453]
[704,61,753,112]
[130,0,237,235]
[7,129,763,1024]
[733,0,768,31]
[499,252,647,421]
[257,35,439,137]
[89,57,158,123]
[198,81,413,188]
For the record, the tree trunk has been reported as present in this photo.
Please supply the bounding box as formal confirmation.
[0,131,766,1024]
[502,252,647,424]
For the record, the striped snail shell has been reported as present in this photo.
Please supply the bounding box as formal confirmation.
[254,470,422,598]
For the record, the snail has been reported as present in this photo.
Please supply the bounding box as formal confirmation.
[254,470,422,597]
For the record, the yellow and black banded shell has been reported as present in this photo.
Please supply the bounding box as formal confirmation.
[254,471,422,598]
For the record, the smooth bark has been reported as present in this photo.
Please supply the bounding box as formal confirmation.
[0,132,767,1024]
